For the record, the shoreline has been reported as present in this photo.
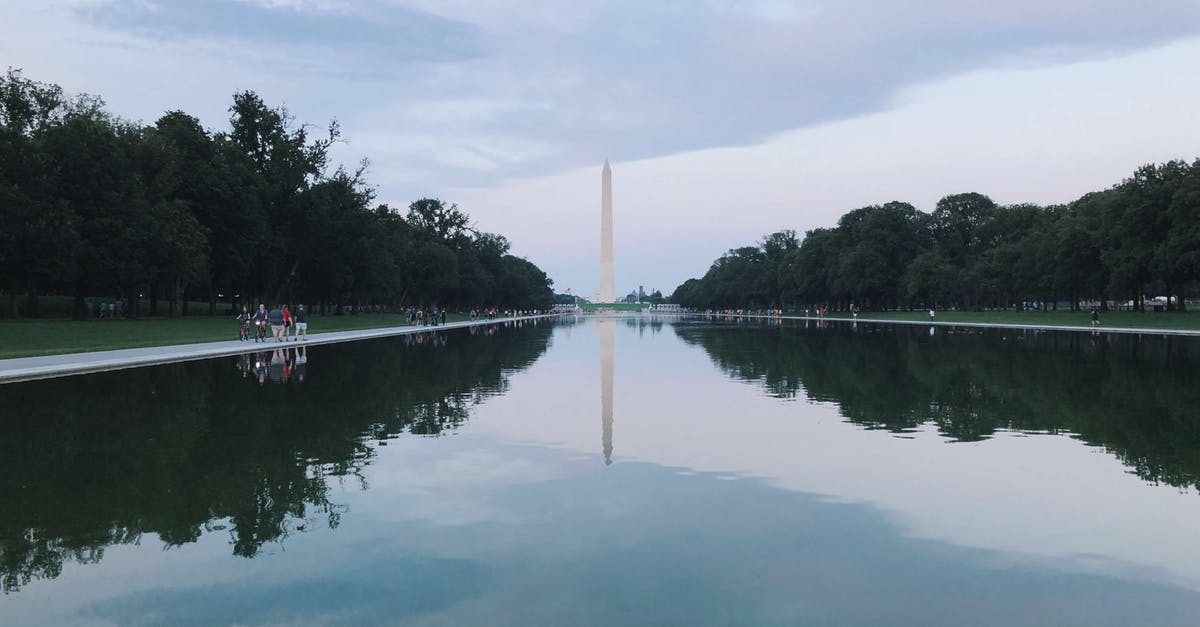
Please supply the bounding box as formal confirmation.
[686,312,1200,337]
[0,315,558,385]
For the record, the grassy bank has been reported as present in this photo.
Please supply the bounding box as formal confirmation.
[792,309,1200,331]
[0,313,473,359]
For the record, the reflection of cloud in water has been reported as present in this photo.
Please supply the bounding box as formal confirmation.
[81,451,1200,627]
[474,318,1200,594]
[84,555,492,627]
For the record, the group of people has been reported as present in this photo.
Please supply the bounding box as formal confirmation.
[471,308,501,320]
[90,299,126,318]
[404,307,448,326]
[237,303,308,342]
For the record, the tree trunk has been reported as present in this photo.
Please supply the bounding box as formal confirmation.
[150,281,159,317]
[73,284,86,321]
[26,280,39,318]
[172,278,184,319]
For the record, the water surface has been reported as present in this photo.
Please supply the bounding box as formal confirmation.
[2,316,1199,626]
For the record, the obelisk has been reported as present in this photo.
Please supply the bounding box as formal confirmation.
[599,160,615,303]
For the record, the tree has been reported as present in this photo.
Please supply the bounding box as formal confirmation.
[1,72,558,319]
[0,69,76,317]
[1159,160,1200,310]
[407,198,472,244]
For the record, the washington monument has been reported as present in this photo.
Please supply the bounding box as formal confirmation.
[599,160,615,303]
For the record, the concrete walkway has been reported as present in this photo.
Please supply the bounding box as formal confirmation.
[698,313,1200,337]
[0,315,556,385]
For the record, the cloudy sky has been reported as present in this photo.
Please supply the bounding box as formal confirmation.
[3,1,1200,296]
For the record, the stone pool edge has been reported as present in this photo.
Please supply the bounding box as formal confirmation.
[0,315,560,385]
[688,312,1200,337]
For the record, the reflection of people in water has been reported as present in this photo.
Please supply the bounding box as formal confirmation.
[236,353,252,378]
[254,352,267,385]
[269,349,285,383]
[293,346,307,383]
[238,347,308,385]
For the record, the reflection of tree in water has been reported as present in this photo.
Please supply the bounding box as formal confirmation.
[0,321,554,592]
[674,320,1200,492]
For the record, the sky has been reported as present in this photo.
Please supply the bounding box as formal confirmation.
[3,1,1200,297]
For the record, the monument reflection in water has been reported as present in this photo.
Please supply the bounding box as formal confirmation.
[2,316,1200,626]
[600,316,614,465]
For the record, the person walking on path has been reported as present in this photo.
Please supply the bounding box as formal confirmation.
[268,304,285,342]
[440,309,447,325]
[929,308,935,321]
[283,305,293,341]
[1091,307,1100,326]
[294,304,308,341]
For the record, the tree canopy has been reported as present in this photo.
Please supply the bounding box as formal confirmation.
[0,69,554,318]
[672,161,1200,312]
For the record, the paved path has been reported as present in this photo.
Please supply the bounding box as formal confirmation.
[0,315,556,385]
[695,313,1200,336]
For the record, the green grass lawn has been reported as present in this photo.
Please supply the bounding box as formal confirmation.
[0,313,474,359]
[797,309,1200,331]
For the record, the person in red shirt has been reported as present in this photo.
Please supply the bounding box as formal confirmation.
[283,306,293,341]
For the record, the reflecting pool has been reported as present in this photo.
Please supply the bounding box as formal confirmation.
[2,315,1199,626]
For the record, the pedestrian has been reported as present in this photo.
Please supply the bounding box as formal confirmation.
[928,308,935,320]
[283,305,293,341]
[1091,307,1099,327]
[268,304,285,342]
[294,304,308,341]
[440,309,447,325]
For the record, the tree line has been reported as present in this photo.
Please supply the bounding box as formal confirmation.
[671,161,1200,312]
[0,69,554,319]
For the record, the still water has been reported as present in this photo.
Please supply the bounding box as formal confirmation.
[2,315,1199,626]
